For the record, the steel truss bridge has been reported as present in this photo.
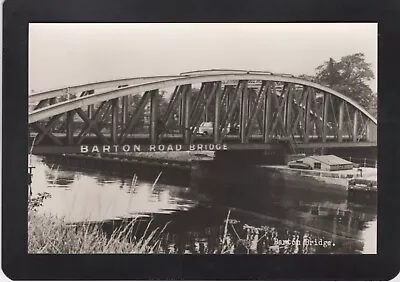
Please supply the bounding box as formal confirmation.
[29,69,377,153]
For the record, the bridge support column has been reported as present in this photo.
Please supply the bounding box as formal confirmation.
[338,100,344,142]
[240,81,249,143]
[87,105,94,119]
[304,88,312,143]
[352,110,358,142]
[285,85,293,137]
[226,87,231,113]
[322,93,329,143]
[213,83,222,143]
[150,90,159,144]
[263,84,272,143]
[122,96,128,127]
[179,88,185,133]
[111,98,118,144]
[182,85,192,144]
[66,111,74,145]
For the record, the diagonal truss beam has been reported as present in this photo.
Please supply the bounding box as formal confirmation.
[190,82,220,135]
[119,91,150,144]
[219,81,245,140]
[162,86,181,125]
[190,83,213,124]
[245,81,268,140]
[290,86,309,136]
[270,82,289,136]
[75,102,110,144]
[31,114,64,145]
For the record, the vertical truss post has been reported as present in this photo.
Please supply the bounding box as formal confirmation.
[111,98,119,144]
[220,85,229,116]
[122,96,128,127]
[88,105,94,119]
[179,89,184,133]
[338,100,345,142]
[226,87,231,113]
[182,85,192,144]
[203,89,208,122]
[66,111,74,145]
[304,88,312,143]
[285,84,293,136]
[352,110,358,142]
[322,93,329,143]
[213,82,222,143]
[247,89,254,120]
[150,90,159,144]
[263,83,272,143]
[239,81,249,143]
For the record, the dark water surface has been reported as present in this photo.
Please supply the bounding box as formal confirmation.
[30,155,377,254]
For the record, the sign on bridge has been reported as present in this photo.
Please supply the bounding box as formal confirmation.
[80,144,229,153]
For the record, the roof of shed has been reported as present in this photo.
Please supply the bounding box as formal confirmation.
[306,155,353,166]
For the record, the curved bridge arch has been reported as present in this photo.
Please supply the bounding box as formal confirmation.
[29,71,377,149]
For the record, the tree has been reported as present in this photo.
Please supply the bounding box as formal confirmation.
[314,53,376,109]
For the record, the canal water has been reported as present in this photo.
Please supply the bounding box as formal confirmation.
[29,155,377,254]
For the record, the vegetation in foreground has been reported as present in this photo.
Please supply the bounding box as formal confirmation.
[28,193,165,254]
[27,192,239,254]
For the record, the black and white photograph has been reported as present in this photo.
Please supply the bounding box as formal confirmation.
[27,23,378,255]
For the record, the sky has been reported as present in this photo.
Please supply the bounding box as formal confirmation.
[29,23,377,93]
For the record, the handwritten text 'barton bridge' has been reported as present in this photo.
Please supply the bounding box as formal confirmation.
[28,69,377,154]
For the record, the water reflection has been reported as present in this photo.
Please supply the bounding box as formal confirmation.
[143,205,369,254]
[31,156,198,222]
[30,155,377,254]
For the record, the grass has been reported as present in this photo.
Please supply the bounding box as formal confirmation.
[28,212,165,254]
[27,185,167,254]
[27,192,233,254]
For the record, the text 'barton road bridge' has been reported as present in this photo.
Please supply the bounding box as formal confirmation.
[29,69,377,154]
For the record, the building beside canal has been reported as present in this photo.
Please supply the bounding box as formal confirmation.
[289,155,354,171]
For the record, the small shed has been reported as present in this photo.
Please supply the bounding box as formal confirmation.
[289,155,354,171]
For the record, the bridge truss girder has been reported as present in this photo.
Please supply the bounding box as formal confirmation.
[29,79,377,149]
